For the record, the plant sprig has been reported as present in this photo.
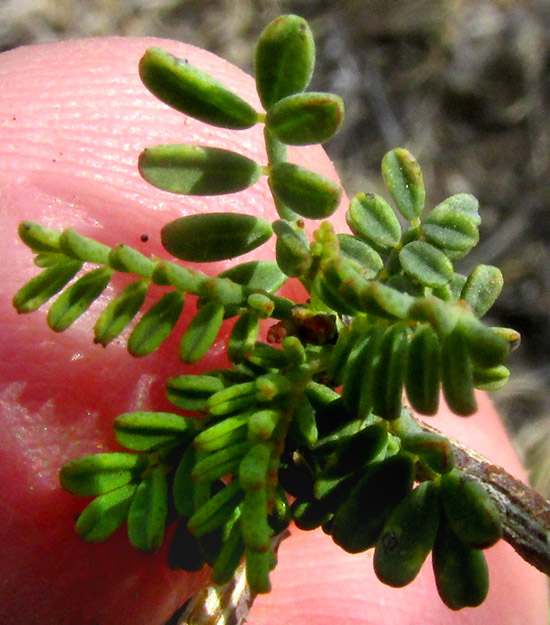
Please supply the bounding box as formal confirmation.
[12,13,533,614]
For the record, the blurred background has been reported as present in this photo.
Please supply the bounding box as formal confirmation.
[2,0,550,491]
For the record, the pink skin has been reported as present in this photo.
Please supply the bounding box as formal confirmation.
[0,37,546,625]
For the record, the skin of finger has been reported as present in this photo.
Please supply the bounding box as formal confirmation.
[0,37,546,625]
[0,37,343,625]
[249,392,549,625]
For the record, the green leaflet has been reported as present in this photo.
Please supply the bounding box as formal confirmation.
[192,441,251,483]
[140,145,262,196]
[166,374,225,412]
[60,452,147,497]
[399,241,454,288]
[360,281,415,320]
[13,259,82,314]
[342,323,384,418]
[459,316,510,368]
[114,411,194,451]
[239,443,271,491]
[405,324,441,416]
[429,193,481,227]
[255,14,315,109]
[346,192,402,249]
[245,549,272,594]
[331,454,415,553]
[337,234,384,279]
[219,260,286,293]
[371,323,409,421]
[127,465,169,551]
[290,396,318,446]
[392,409,455,475]
[269,162,342,219]
[179,301,225,363]
[461,264,503,318]
[319,423,388,478]
[173,446,197,518]
[128,291,184,357]
[139,47,259,129]
[432,516,489,610]
[421,211,479,252]
[473,364,510,391]
[381,148,425,221]
[93,279,149,347]
[440,468,502,549]
[210,519,245,585]
[374,481,440,587]
[193,411,252,452]
[18,221,61,253]
[228,311,261,364]
[188,480,243,537]
[207,381,257,416]
[241,486,271,553]
[109,244,155,278]
[248,410,281,443]
[266,92,344,145]
[47,267,112,332]
[59,229,111,264]
[161,212,272,263]
[34,252,67,268]
[76,483,137,543]
[441,326,477,416]
[152,261,204,293]
[273,219,312,277]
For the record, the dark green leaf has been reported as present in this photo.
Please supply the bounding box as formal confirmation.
[139,47,259,129]
[18,221,61,253]
[127,465,169,551]
[429,193,481,226]
[93,279,149,347]
[228,311,261,363]
[374,482,440,587]
[219,260,286,293]
[166,374,225,411]
[346,192,401,248]
[13,259,82,314]
[272,219,312,277]
[337,234,383,278]
[60,452,147,496]
[139,145,262,196]
[255,14,315,109]
[188,481,243,536]
[266,92,344,145]
[441,327,477,416]
[269,162,342,219]
[128,291,184,357]
[422,212,479,251]
[114,411,194,451]
[161,212,272,262]
[399,241,454,287]
[381,148,425,221]
[76,484,137,542]
[461,264,503,318]
[179,301,224,363]
[47,267,112,332]
[405,324,441,416]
